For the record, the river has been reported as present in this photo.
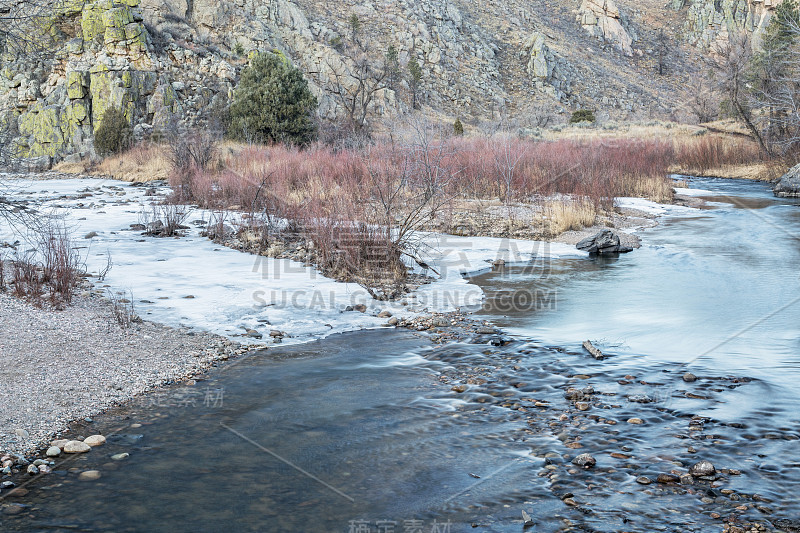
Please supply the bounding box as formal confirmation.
[3,177,799,532]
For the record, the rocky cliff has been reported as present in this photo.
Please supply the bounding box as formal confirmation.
[683,0,785,50]
[0,0,786,168]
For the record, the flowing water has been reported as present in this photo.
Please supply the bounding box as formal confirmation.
[3,178,800,532]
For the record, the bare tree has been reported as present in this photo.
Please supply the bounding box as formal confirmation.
[656,29,669,76]
[749,4,800,153]
[364,117,461,279]
[321,14,393,137]
[712,32,770,154]
[324,52,388,135]
[491,133,527,205]
[689,76,718,123]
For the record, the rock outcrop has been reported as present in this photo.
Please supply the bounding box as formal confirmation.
[4,0,236,169]
[774,162,800,197]
[520,32,572,101]
[576,229,633,254]
[683,0,785,50]
[577,0,635,56]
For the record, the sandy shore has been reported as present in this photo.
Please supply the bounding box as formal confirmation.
[0,292,258,457]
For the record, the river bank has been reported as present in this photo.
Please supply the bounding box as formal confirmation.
[0,291,265,458]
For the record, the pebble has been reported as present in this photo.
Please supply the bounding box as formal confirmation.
[245,329,262,339]
[64,440,91,453]
[575,402,590,411]
[636,476,652,485]
[78,470,101,481]
[111,453,130,461]
[26,464,39,475]
[451,384,467,393]
[388,317,399,326]
[571,453,596,468]
[683,372,697,382]
[627,418,644,424]
[657,473,680,484]
[378,310,392,318]
[2,504,25,515]
[13,429,29,438]
[689,460,716,477]
[84,435,106,447]
[46,446,61,457]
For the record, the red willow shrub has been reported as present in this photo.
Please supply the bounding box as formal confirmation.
[169,133,758,288]
[173,137,683,213]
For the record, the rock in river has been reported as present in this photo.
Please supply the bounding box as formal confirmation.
[774,162,800,197]
[572,453,596,468]
[689,460,716,477]
[657,473,680,484]
[576,229,633,254]
[84,435,106,447]
[64,440,91,453]
[78,470,101,481]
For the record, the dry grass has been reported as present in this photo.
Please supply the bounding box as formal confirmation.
[94,143,172,182]
[52,161,91,174]
[81,143,172,182]
[53,143,172,182]
[544,199,597,236]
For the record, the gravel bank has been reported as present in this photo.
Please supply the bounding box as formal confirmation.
[0,292,253,457]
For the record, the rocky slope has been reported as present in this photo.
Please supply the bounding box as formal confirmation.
[0,0,788,168]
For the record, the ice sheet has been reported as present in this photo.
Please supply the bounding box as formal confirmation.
[0,177,585,345]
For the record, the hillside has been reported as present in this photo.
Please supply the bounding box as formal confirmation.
[0,0,787,168]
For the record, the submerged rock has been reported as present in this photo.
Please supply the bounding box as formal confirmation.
[576,229,633,254]
[657,473,680,483]
[78,470,101,481]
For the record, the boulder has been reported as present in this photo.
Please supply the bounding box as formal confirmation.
[774,163,800,198]
[576,229,633,254]
[63,440,91,453]
[571,453,596,468]
[689,459,716,477]
[83,435,106,447]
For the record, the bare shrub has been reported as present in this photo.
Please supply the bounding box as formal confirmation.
[139,203,189,237]
[98,252,113,282]
[168,129,219,202]
[108,290,141,329]
[11,250,43,303]
[39,222,82,304]
[203,210,233,242]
